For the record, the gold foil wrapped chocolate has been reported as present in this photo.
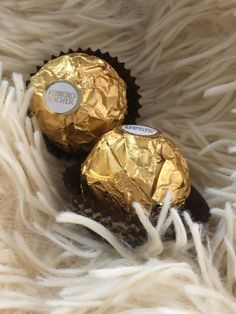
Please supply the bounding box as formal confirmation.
[29,53,127,152]
[81,125,191,213]
[64,126,209,246]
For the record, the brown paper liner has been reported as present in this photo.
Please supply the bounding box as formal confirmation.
[28,48,141,159]
[63,163,210,247]
[150,186,210,241]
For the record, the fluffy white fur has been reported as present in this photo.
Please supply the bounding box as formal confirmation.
[0,0,236,313]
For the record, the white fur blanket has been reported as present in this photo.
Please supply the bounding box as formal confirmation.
[0,1,236,313]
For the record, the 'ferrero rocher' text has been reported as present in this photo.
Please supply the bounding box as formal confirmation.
[47,89,76,105]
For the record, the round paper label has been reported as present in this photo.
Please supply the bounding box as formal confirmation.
[44,81,82,114]
[122,125,158,136]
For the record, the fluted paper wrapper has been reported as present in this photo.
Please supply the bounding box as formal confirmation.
[64,175,210,247]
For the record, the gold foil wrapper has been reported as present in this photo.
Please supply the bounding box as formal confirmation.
[81,125,191,212]
[29,53,127,152]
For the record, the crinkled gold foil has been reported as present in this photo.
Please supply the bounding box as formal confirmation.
[29,53,127,152]
[81,126,191,212]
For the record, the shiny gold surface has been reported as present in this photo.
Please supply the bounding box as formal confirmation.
[82,126,191,212]
[29,53,127,152]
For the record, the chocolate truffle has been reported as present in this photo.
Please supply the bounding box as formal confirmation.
[76,125,191,246]
[29,53,128,153]
[81,125,191,212]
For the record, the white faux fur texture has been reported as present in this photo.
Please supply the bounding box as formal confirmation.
[0,0,236,313]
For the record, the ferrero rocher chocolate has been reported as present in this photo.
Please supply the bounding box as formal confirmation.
[29,53,127,152]
[81,125,191,212]
[76,125,191,246]
[62,125,211,246]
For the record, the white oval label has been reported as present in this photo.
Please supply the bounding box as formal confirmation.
[44,81,82,114]
[122,125,158,136]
